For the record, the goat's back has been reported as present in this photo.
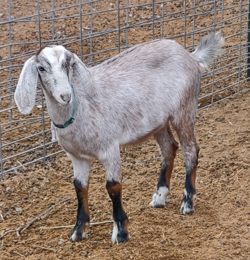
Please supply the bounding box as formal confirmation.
[87,40,201,145]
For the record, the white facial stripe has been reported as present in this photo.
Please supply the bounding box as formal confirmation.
[38,46,73,105]
[41,48,57,66]
[40,46,67,67]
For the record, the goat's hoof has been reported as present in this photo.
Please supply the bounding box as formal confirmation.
[111,223,129,244]
[70,229,86,242]
[150,187,168,208]
[112,231,129,244]
[118,230,129,243]
[180,200,194,215]
[150,201,165,208]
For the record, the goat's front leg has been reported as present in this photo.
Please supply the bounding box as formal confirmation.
[100,145,129,243]
[68,154,91,241]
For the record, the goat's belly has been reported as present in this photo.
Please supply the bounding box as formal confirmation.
[118,110,168,145]
[119,124,164,145]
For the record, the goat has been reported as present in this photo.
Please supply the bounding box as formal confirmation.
[14,32,224,243]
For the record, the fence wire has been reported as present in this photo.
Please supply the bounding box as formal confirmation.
[0,0,249,175]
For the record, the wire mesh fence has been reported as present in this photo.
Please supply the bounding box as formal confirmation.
[0,0,249,175]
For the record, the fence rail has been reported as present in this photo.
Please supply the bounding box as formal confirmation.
[0,0,249,175]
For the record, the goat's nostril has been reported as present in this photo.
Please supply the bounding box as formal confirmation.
[60,93,71,103]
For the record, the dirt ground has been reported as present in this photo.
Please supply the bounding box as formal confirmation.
[0,1,249,259]
[0,90,249,259]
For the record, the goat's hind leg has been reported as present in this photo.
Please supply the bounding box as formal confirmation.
[173,122,199,214]
[150,125,178,208]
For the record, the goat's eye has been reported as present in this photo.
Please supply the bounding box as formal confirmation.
[38,66,45,72]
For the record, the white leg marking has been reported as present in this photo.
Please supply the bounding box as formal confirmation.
[180,189,194,214]
[70,230,87,241]
[111,222,119,244]
[180,201,194,214]
[150,186,169,208]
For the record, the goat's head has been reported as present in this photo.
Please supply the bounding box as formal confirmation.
[14,45,81,114]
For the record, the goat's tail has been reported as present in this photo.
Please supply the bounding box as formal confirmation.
[192,31,224,70]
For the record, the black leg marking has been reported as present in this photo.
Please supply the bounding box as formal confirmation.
[181,157,199,214]
[151,130,178,208]
[150,159,174,208]
[157,141,178,189]
[71,179,90,241]
[157,160,171,189]
[106,180,128,243]
[182,168,196,212]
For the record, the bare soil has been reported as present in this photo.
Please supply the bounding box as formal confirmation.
[0,91,249,260]
[0,1,250,259]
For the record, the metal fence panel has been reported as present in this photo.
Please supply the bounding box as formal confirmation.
[0,0,249,175]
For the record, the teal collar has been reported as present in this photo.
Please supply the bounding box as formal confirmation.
[53,92,77,129]
[53,116,75,129]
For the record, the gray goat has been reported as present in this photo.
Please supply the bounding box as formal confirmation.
[14,32,224,243]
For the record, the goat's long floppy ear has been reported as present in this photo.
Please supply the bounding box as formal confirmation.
[14,56,38,115]
[69,53,90,84]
